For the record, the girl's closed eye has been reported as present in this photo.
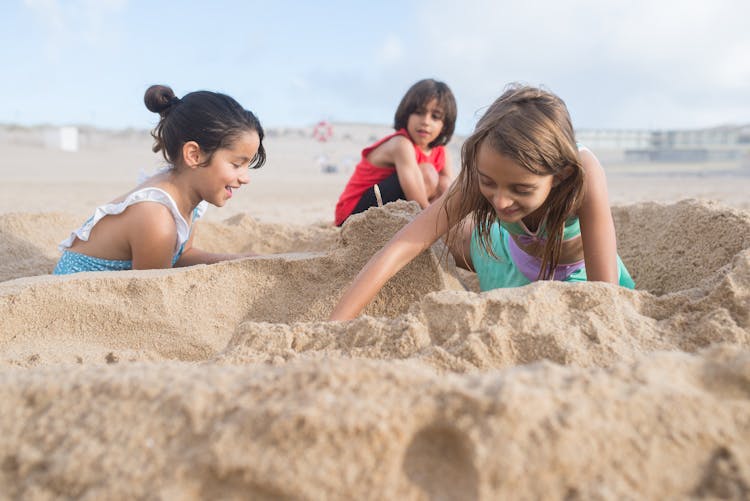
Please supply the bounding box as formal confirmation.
[478,175,495,187]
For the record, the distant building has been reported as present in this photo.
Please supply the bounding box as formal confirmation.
[578,124,750,163]
[576,129,653,150]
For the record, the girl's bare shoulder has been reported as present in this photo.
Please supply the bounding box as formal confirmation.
[122,202,178,238]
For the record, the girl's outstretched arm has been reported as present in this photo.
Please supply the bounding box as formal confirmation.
[329,193,454,321]
[174,223,258,267]
[577,148,619,284]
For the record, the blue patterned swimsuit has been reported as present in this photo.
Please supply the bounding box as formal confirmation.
[53,187,207,275]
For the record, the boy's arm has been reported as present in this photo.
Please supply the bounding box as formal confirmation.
[378,136,431,208]
[436,148,454,197]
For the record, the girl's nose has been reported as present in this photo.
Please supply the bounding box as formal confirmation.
[239,171,250,185]
[493,191,514,210]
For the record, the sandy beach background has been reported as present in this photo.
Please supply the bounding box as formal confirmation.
[1,124,749,499]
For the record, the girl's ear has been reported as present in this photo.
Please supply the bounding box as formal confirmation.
[182,141,203,168]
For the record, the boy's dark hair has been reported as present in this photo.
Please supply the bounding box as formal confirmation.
[393,79,457,148]
[144,84,266,169]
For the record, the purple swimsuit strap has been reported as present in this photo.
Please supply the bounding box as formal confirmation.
[507,234,585,282]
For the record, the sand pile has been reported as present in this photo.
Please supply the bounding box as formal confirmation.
[0,202,462,366]
[0,211,340,283]
[1,348,749,499]
[1,199,749,498]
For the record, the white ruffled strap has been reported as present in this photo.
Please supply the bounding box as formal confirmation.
[59,187,196,254]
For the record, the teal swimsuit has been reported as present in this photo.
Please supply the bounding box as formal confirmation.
[470,215,635,290]
[53,187,207,275]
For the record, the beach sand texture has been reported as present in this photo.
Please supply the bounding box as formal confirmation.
[1,126,750,498]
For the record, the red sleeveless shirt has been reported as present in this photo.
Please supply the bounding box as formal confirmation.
[334,129,446,226]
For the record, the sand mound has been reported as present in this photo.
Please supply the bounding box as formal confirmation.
[0,211,339,283]
[0,212,81,283]
[1,199,749,497]
[192,213,339,255]
[0,202,462,366]
[613,199,750,295]
[1,347,749,499]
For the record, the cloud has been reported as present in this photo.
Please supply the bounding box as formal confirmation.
[23,0,127,57]
[23,0,66,55]
[289,77,310,91]
[399,0,750,129]
[376,34,405,66]
[15,0,747,130]
[714,41,750,90]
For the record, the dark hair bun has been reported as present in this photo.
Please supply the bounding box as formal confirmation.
[144,85,177,114]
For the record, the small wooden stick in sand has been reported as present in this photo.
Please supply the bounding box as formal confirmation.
[374,184,384,207]
[372,184,383,207]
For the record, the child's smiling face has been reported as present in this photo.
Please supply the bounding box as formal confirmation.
[475,141,555,224]
[198,130,261,207]
[406,98,444,150]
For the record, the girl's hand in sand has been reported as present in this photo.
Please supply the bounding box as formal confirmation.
[174,227,260,266]
[329,195,451,320]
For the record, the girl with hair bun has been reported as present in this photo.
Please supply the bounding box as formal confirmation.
[330,84,635,321]
[54,84,266,274]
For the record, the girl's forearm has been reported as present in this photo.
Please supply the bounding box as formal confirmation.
[175,248,257,267]
[329,233,431,320]
[329,246,403,320]
[331,196,452,321]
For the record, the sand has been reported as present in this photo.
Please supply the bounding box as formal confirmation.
[1,125,750,499]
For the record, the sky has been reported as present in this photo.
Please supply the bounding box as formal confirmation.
[2,0,749,134]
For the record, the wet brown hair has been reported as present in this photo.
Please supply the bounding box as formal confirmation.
[393,79,457,148]
[144,84,266,169]
[444,84,585,280]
